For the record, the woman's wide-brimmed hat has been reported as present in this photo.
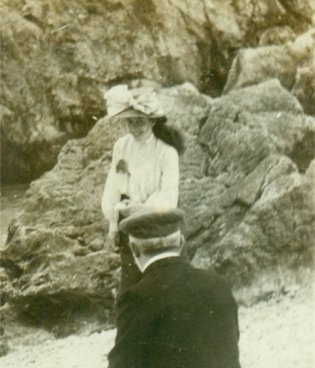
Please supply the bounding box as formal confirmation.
[104,84,166,119]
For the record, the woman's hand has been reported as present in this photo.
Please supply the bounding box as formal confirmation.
[118,201,144,218]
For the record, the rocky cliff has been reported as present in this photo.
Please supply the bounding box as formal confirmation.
[1,0,315,349]
[1,81,315,338]
[1,0,314,182]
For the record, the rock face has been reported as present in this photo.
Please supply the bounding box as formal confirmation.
[1,81,315,337]
[1,0,315,346]
[223,29,315,117]
[1,0,314,183]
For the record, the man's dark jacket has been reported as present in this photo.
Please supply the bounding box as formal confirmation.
[108,257,241,368]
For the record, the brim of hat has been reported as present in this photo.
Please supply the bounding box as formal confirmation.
[119,208,184,239]
[114,108,164,119]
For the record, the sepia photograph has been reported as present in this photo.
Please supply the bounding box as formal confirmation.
[0,0,315,367]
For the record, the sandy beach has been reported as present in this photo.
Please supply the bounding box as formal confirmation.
[1,281,314,368]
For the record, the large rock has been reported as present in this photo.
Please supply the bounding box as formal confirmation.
[1,0,314,183]
[292,39,315,116]
[223,29,315,116]
[1,81,314,336]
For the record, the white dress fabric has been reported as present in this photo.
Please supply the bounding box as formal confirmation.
[102,133,179,232]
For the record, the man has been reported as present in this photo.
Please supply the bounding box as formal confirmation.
[108,208,241,368]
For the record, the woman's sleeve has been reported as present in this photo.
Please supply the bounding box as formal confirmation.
[146,146,179,208]
[101,141,122,232]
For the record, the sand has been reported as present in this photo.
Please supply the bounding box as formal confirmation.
[1,282,314,368]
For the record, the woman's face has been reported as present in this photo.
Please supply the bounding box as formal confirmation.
[126,118,154,141]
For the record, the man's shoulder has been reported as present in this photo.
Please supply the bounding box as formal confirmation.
[192,266,233,291]
[196,266,231,283]
[139,259,230,288]
[140,260,232,293]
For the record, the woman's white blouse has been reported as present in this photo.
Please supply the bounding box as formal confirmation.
[101,134,179,232]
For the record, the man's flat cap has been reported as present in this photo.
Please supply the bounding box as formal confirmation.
[119,208,184,239]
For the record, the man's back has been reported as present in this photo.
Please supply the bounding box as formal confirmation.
[108,257,241,368]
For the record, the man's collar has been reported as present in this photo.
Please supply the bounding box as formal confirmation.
[142,254,187,273]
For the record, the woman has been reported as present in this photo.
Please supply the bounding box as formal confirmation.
[101,84,184,291]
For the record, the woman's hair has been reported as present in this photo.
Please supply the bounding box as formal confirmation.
[152,117,185,155]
